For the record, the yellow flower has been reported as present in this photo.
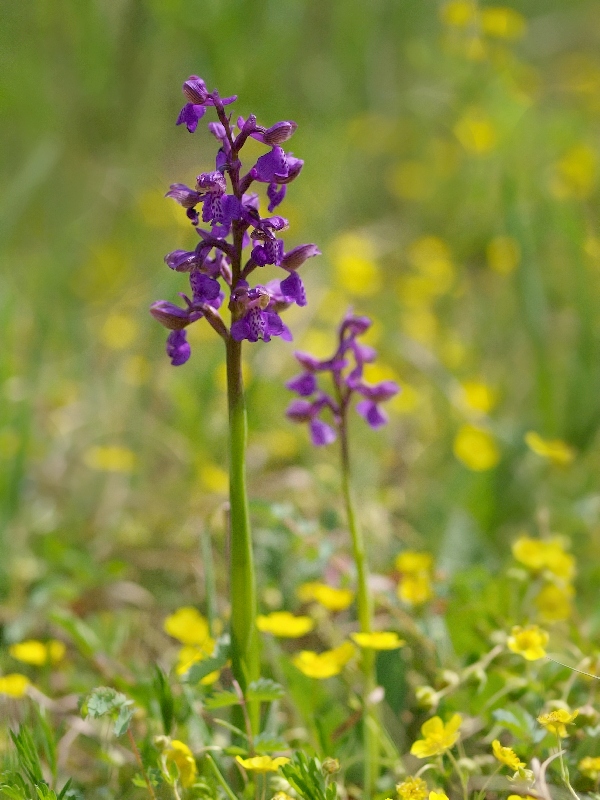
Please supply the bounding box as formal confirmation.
[534,583,574,623]
[460,381,496,415]
[396,776,428,800]
[83,445,136,473]
[487,236,521,275]
[9,639,65,667]
[292,642,355,679]
[350,632,405,650]
[507,624,549,661]
[0,674,30,698]
[492,740,526,771]
[537,708,578,737]
[256,611,315,638]
[481,7,527,39]
[410,714,462,758]
[331,233,381,296]
[396,551,433,574]
[579,756,600,780]
[440,0,477,28]
[429,793,449,800]
[398,573,434,606]
[300,583,355,612]
[164,607,210,646]
[453,425,500,471]
[454,109,497,155]
[511,536,575,581]
[524,432,574,466]
[236,755,290,773]
[166,740,197,787]
[100,313,138,350]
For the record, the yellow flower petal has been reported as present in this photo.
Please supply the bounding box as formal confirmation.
[164,607,210,646]
[236,755,290,772]
[0,674,30,698]
[292,642,355,679]
[9,640,48,666]
[396,776,428,800]
[525,431,574,466]
[166,740,197,787]
[351,631,405,650]
[492,739,526,770]
[453,424,500,471]
[256,611,314,638]
[306,583,354,612]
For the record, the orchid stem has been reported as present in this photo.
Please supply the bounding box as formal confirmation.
[339,415,378,798]
[227,334,260,731]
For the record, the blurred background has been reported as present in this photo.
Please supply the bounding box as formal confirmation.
[2,0,600,634]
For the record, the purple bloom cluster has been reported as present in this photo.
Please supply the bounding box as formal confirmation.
[150,76,320,365]
[286,311,400,445]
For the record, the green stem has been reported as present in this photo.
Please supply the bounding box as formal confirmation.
[339,415,378,798]
[226,335,260,730]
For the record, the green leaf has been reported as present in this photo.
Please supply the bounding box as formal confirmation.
[152,664,174,735]
[84,687,127,719]
[253,734,288,754]
[204,691,240,709]
[246,678,285,702]
[114,704,134,737]
[49,609,102,658]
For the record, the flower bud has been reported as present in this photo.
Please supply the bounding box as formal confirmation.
[263,121,298,146]
[149,301,191,330]
[281,244,322,271]
[182,76,209,104]
[321,757,340,776]
[415,685,439,711]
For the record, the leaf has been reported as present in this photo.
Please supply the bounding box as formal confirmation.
[204,691,240,709]
[253,734,288,754]
[114,704,134,737]
[153,664,174,735]
[246,678,285,702]
[84,687,127,719]
[183,635,230,685]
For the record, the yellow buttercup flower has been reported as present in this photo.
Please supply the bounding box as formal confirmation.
[429,793,449,800]
[350,631,405,650]
[534,583,574,623]
[481,7,526,39]
[512,536,575,581]
[236,755,290,772]
[396,551,433,574]
[257,611,315,638]
[440,0,477,28]
[396,776,428,800]
[410,714,462,758]
[0,674,30,698]
[300,583,354,612]
[9,640,65,667]
[460,381,496,415]
[525,432,574,466]
[507,624,549,661]
[453,424,500,471]
[579,756,600,780]
[83,445,136,473]
[164,607,210,646]
[454,109,497,155]
[492,739,526,771]
[398,573,434,606]
[166,740,197,787]
[292,642,355,679]
[537,708,578,737]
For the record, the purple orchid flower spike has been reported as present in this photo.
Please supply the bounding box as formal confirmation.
[150,74,319,364]
[285,310,400,444]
